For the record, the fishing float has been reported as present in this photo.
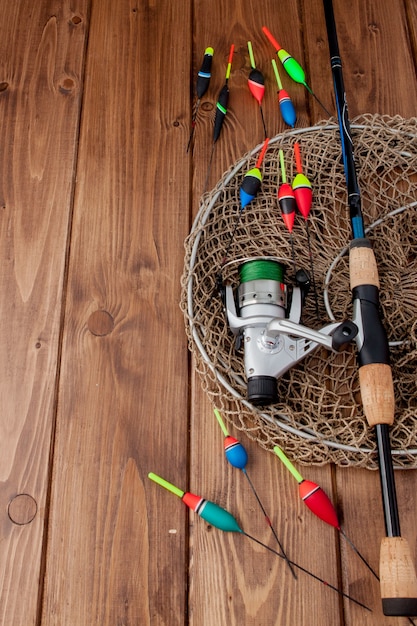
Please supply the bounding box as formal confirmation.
[213,408,296,579]
[271,59,297,128]
[322,0,417,616]
[187,46,214,152]
[211,135,269,303]
[262,25,332,118]
[148,472,241,531]
[203,44,235,193]
[278,148,297,275]
[219,136,270,275]
[273,445,379,579]
[239,136,270,209]
[292,141,319,316]
[148,471,371,611]
[247,41,268,138]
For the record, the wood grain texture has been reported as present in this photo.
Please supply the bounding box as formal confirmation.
[0,1,88,624]
[0,0,415,624]
[308,0,417,118]
[41,0,191,624]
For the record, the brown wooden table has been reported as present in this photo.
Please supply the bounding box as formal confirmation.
[0,1,416,624]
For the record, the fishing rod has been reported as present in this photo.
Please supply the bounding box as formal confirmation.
[213,408,297,579]
[322,0,417,616]
[148,471,371,611]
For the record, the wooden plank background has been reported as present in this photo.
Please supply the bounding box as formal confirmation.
[0,0,415,624]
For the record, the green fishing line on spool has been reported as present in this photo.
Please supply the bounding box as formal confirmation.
[239,259,285,283]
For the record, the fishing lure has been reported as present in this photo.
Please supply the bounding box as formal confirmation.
[217,136,270,284]
[274,445,379,579]
[278,148,297,274]
[292,142,319,316]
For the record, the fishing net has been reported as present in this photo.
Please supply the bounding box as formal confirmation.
[180,114,417,469]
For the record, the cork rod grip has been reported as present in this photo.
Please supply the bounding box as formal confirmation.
[349,239,394,427]
[349,240,380,289]
[380,537,417,616]
[358,364,395,427]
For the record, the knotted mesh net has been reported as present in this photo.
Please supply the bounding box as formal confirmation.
[180,115,417,469]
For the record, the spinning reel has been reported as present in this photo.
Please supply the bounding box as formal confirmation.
[222,257,358,406]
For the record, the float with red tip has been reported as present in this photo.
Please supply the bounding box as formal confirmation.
[247,41,268,138]
[273,445,379,579]
[292,142,319,315]
[262,25,332,118]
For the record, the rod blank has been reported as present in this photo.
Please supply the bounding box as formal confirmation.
[322,0,417,616]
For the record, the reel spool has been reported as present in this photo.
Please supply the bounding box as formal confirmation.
[233,259,287,406]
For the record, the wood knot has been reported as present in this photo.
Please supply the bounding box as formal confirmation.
[87,310,115,336]
[368,23,379,34]
[201,102,213,112]
[8,494,38,525]
[59,77,76,94]
[0,82,9,93]
[353,69,365,80]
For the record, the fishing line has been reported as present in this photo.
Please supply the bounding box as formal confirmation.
[149,472,372,612]
[242,531,372,612]
[213,408,296,579]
